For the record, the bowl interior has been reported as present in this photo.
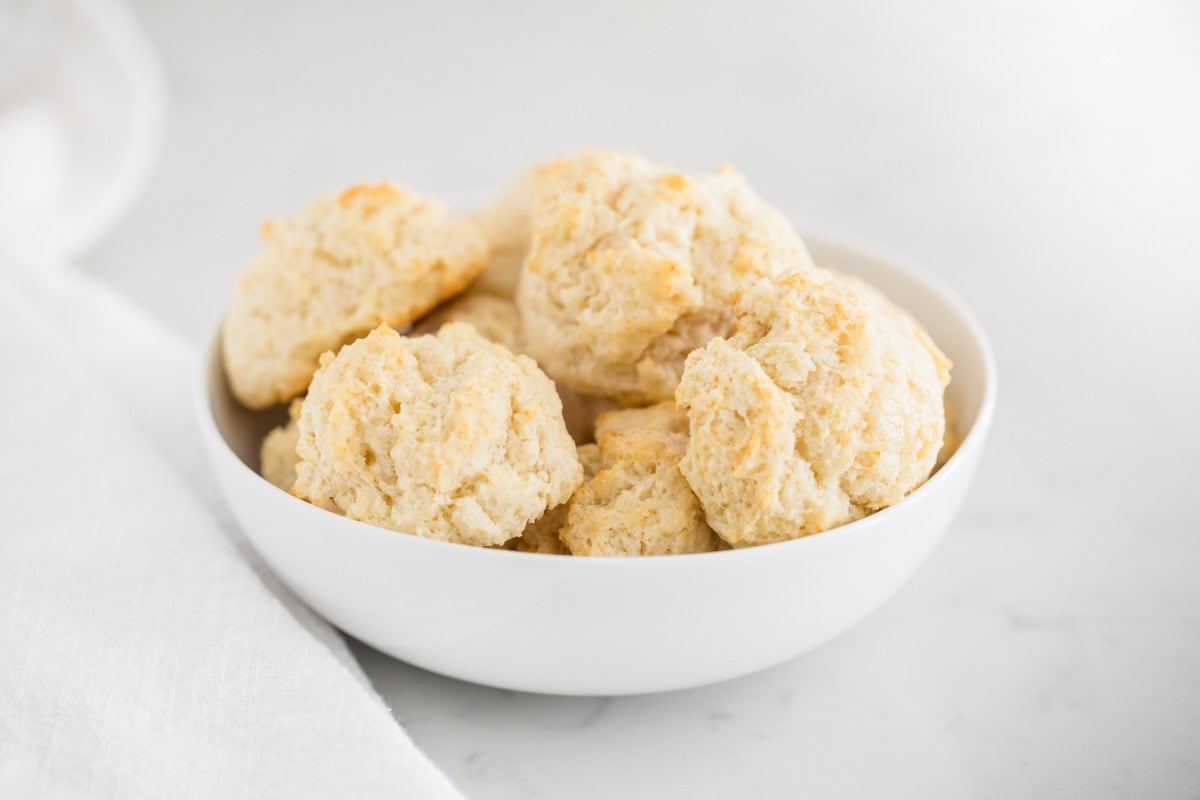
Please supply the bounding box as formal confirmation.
[206,236,993,480]
[208,361,288,471]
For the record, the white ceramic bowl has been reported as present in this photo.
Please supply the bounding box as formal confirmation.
[195,235,996,696]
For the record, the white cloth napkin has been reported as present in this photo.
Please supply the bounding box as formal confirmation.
[0,1,461,796]
[0,266,463,800]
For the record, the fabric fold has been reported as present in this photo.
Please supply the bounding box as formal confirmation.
[0,267,461,799]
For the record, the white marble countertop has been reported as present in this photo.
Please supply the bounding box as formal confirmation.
[84,1,1200,796]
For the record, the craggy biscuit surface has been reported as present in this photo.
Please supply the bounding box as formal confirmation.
[411,293,615,442]
[292,323,583,547]
[516,151,814,405]
[506,444,601,554]
[675,269,951,546]
[560,403,720,556]
[223,182,488,409]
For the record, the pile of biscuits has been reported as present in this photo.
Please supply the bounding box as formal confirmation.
[224,150,954,556]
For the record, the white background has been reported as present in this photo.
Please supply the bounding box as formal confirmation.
[85,1,1199,797]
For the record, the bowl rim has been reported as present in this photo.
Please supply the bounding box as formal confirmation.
[194,232,997,568]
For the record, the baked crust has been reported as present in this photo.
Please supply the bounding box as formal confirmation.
[559,402,720,556]
[222,182,487,409]
[675,269,951,546]
[292,323,582,547]
[516,151,813,405]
